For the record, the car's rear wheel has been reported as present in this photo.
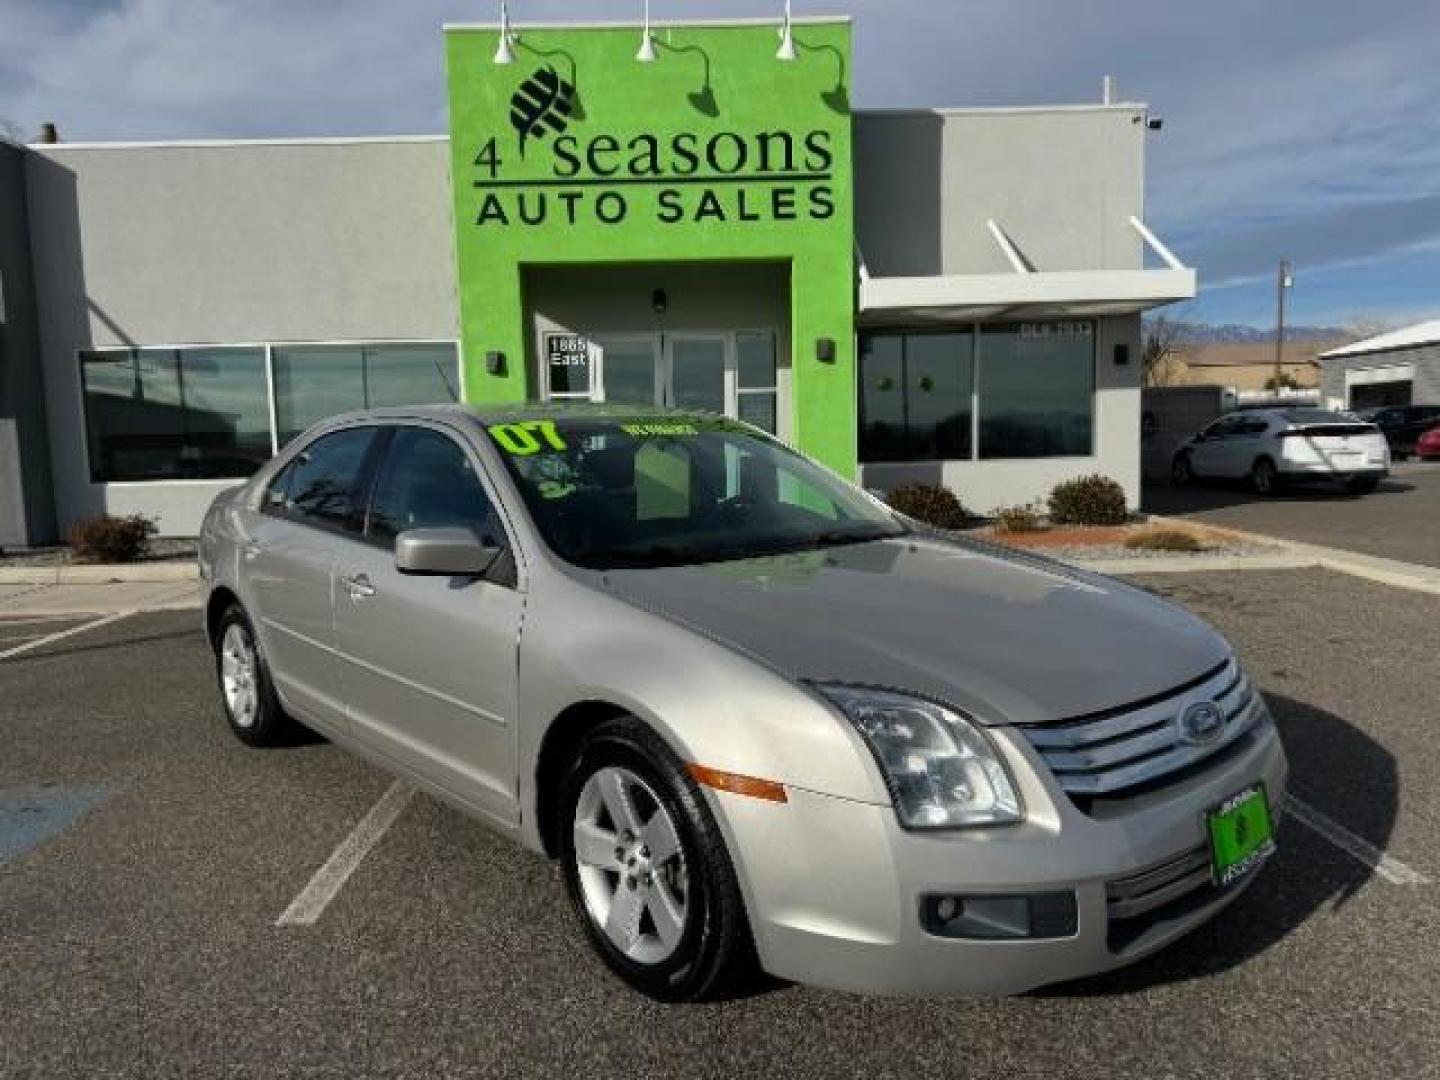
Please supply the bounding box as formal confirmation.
[558,716,756,1002]
[1250,457,1279,496]
[214,604,302,747]
[1171,452,1194,487]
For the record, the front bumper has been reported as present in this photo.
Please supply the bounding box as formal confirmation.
[715,717,1287,997]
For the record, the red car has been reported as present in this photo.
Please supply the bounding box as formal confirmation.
[1417,425,1440,460]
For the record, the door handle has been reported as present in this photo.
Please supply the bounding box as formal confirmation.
[341,573,376,600]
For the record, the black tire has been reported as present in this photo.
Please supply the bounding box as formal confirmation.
[1250,457,1280,496]
[1171,452,1194,487]
[1345,476,1381,496]
[213,604,304,747]
[558,716,757,1002]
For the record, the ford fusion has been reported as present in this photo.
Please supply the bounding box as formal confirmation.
[198,405,1286,1001]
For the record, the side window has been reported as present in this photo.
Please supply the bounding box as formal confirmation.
[279,427,378,534]
[367,428,501,548]
[1242,418,1269,435]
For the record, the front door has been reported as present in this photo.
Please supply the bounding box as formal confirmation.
[580,331,774,426]
[333,423,523,827]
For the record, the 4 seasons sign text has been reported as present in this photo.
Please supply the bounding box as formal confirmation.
[470,66,836,228]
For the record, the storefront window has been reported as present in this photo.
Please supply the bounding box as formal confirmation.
[978,323,1094,459]
[81,347,270,481]
[273,343,458,444]
[858,332,973,462]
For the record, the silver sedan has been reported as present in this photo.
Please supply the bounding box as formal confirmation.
[199,405,1286,1001]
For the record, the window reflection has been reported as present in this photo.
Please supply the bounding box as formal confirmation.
[979,324,1094,459]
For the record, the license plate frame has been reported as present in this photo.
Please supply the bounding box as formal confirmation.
[1207,783,1277,887]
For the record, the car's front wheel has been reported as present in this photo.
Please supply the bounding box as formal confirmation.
[559,717,756,1002]
[214,604,303,747]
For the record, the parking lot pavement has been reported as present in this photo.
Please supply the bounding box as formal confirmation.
[3,571,1439,1078]
[1144,460,1440,567]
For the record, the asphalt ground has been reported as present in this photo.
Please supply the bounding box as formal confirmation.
[1145,459,1440,567]
[2,569,1438,1078]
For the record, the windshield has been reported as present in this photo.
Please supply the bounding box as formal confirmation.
[482,416,907,569]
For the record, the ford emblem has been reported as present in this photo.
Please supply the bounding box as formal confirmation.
[1178,701,1225,745]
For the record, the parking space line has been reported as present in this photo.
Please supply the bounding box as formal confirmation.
[0,610,136,662]
[277,781,415,927]
[1283,793,1431,885]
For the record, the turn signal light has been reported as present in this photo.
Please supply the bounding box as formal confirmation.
[686,764,788,803]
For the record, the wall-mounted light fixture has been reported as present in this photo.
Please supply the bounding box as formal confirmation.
[486,350,507,376]
[637,0,657,62]
[493,0,517,64]
[1113,343,1130,367]
[651,288,668,315]
[816,337,836,364]
[776,0,797,61]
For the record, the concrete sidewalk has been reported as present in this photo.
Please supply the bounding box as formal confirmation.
[0,581,201,616]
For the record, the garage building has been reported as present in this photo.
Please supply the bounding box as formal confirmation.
[1319,321,1440,411]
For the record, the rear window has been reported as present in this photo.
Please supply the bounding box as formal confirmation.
[1281,409,1356,425]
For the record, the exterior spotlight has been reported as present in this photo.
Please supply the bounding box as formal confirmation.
[637,0,657,62]
[494,0,516,64]
[776,0,797,61]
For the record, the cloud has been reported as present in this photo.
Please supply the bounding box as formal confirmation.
[2,0,1435,322]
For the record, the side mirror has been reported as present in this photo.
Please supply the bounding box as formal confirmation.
[395,527,502,577]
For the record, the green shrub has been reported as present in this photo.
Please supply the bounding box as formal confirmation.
[992,502,1048,534]
[69,514,158,564]
[886,483,969,529]
[1124,528,1206,553]
[1047,475,1129,526]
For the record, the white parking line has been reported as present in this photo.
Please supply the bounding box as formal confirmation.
[1283,793,1431,885]
[276,781,415,927]
[0,610,137,662]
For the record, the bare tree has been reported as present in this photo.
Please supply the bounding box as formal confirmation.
[0,117,23,142]
[1143,315,1191,387]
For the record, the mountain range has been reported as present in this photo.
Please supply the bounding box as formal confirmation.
[1143,319,1350,345]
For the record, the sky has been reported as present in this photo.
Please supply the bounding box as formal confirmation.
[2,0,1438,331]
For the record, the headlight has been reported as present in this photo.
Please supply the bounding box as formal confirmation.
[815,685,1022,829]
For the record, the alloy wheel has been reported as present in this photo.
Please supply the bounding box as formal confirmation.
[220,622,260,729]
[572,765,690,966]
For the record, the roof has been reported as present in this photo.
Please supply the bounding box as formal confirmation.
[1320,320,1440,361]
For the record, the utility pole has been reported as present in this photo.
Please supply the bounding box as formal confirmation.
[1274,260,1293,394]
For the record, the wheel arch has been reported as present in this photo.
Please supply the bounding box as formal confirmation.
[534,699,635,858]
[205,585,242,649]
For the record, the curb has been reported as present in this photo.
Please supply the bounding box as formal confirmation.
[1146,516,1440,596]
[0,561,200,585]
[1064,553,1318,576]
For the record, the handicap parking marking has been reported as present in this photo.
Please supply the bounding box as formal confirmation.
[276,780,416,927]
[0,610,138,662]
[0,786,114,864]
[1283,793,1431,886]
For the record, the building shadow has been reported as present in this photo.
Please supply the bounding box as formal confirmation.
[1038,690,1396,997]
[1143,475,1415,515]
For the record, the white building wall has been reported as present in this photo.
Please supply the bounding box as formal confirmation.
[25,138,458,536]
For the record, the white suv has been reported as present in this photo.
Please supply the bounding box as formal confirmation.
[1172,408,1390,496]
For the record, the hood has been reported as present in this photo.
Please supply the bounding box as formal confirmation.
[593,535,1230,727]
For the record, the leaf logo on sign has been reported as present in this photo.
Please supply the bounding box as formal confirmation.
[510,66,577,158]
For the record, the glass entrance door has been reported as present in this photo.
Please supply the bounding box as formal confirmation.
[564,331,778,435]
[594,336,662,407]
[665,335,729,415]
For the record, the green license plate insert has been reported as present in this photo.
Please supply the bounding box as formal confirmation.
[1208,784,1277,887]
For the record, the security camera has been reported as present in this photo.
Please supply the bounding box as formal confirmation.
[1147,117,1164,131]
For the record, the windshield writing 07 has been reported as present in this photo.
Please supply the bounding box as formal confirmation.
[485,417,906,569]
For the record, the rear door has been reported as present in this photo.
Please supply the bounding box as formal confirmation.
[333,423,524,826]
[244,426,382,731]
[1190,416,1241,476]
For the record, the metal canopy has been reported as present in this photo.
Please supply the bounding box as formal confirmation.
[858,217,1196,325]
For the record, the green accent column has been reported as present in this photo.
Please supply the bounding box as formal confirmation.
[445,20,857,475]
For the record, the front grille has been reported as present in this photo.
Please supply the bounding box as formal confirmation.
[1106,844,1223,952]
[1019,660,1263,800]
